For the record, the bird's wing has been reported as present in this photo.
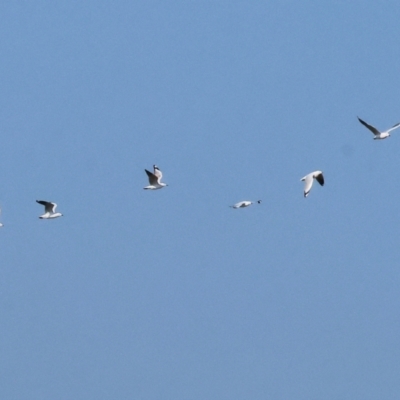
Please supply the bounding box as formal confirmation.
[357,117,380,136]
[36,200,48,206]
[315,172,324,186]
[153,166,162,179]
[145,169,158,185]
[236,201,251,208]
[303,175,314,197]
[386,122,400,133]
[37,200,56,213]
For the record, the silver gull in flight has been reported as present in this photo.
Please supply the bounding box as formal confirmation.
[36,200,63,219]
[357,117,400,140]
[144,165,167,190]
[300,171,324,198]
[230,200,261,209]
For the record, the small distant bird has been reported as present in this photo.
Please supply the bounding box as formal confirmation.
[357,117,400,140]
[36,200,63,219]
[300,171,324,198]
[0,208,3,227]
[144,165,167,190]
[230,200,262,209]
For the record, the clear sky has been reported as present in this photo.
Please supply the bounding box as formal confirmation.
[1,1,400,399]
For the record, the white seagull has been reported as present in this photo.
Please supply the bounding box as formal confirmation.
[36,200,63,219]
[300,171,324,198]
[357,117,400,140]
[230,200,262,209]
[144,165,167,190]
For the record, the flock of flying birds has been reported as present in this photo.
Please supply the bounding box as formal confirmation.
[141,116,400,209]
[0,116,398,226]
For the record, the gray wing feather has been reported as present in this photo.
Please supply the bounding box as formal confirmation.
[357,117,380,136]
[315,173,324,186]
[145,169,158,185]
[387,122,400,133]
[36,200,56,213]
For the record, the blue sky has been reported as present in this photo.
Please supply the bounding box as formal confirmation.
[1,1,400,399]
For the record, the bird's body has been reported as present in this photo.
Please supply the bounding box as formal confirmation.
[36,200,63,219]
[0,208,3,227]
[144,165,167,190]
[300,171,324,198]
[357,117,400,140]
[230,200,261,209]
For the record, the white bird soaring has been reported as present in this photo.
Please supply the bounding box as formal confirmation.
[230,200,262,209]
[36,200,63,219]
[357,117,400,140]
[300,171,324,198]
[144,165,167,190]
